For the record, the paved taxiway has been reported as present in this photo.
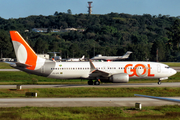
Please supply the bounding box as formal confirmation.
[0,82,180,89]
[0,83,179,107]
[0,97,179,107]
[0,69,20,71]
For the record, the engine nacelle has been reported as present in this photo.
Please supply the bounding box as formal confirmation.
[109,73,129,83]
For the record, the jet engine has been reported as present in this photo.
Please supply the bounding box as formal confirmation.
[109,73,129,83]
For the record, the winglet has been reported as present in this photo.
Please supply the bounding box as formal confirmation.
[89,59,96,73]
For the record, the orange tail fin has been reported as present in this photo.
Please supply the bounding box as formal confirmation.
[10,31,37,70]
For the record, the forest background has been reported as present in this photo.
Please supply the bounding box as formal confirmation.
[1,11,180,62]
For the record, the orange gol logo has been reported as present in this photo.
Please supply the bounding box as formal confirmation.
[124,64,154,77]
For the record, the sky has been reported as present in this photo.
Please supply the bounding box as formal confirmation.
[0,0,180,19]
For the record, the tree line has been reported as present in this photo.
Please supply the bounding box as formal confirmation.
[0,12,180,61]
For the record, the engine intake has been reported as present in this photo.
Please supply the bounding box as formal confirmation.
[109,73,129,83]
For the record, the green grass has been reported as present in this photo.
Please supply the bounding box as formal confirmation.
[0,71,88,84]
[0,105,180,120]
[0,62,13,69]
[0,87,180,98]
[162,62,180,67]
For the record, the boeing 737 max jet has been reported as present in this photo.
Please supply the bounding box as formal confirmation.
[10,31,177,85]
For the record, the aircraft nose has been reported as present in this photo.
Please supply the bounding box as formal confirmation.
[171,68,177,75]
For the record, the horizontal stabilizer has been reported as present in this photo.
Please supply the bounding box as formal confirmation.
[16,62,32,68]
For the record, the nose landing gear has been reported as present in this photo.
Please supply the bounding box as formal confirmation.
[157,79,161,85]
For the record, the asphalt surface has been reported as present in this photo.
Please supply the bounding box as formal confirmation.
[0,83,178,107]
[1,82,180,89]
[0,97,179,107]
[0,69,20,71]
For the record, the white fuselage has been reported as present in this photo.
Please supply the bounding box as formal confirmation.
[48,61,176,80]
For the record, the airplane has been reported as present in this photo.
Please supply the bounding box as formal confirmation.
[91,51,132,61]
[10,31,177,85]
[67,55,85,62]
[135,94,180,103]
[47,52,85,62]
[47,52,61,61]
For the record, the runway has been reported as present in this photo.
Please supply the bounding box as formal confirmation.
[0,82,180,89]
[0,69,20,71]
[0,97,179,107]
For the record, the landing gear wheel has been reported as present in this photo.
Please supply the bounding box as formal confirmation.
[88,80,93,85]
[94,81,100,85]
[157,81,161,85]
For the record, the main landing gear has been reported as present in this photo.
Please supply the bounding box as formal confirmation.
[88,79,101,85]
[88,80,93,85]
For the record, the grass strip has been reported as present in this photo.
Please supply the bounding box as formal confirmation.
[162,62,180,67]
[0,105,180,120]
[0,62,14,69]
[0,71,88,84]
[0,87,180,98]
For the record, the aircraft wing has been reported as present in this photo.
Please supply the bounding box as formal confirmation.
[89,59,110,78]
[134,94,180,103]
[90,69,110,77]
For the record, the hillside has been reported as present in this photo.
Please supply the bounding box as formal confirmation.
[0,12,180,61]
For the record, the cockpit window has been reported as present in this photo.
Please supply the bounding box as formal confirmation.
[165,66,170,69]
